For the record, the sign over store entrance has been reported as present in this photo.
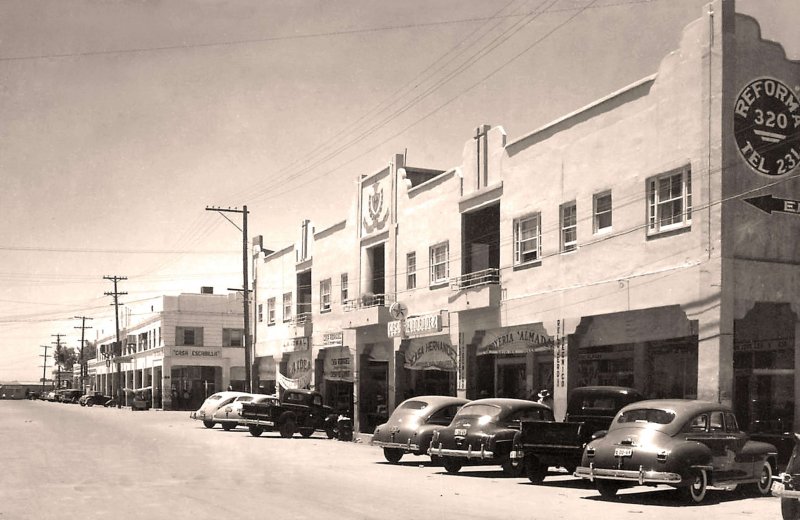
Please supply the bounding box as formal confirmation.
[323,346,353,382]
[477,324,554,356]
[404,338,457,371]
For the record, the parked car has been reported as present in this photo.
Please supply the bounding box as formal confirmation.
[372,396,469,463]
[190,391,251,428]
[79,391,109,407]
[515,386,644,482]
[240,388,338,438]
[774,433,800,519]
[428,398,553,476]
[212,393,278,431]
[57,389,83,404]
[44,391,57,402]
[575,399,777,504]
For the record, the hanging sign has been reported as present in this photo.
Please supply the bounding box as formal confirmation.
[323,346,353,382]
[734,77,800,177]
[404,339,457,371]
[388,312,445,338]
[322,332,343,347]
[279,349,312,389]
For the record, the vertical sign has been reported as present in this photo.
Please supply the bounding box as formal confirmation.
[457,332,466,392]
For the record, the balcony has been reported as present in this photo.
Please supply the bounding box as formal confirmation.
[342,293,395,329]
[290,312,313,337]
[449,268,501,312]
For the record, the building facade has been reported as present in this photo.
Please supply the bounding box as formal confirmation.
[87,290,246,410]
[253,0,800,434]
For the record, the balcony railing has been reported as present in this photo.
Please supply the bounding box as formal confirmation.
[293,312,312,325]
[450,268,500,291]
[343,293,396,312]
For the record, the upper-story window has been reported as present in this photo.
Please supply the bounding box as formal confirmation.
[340,273,349,305]
[593,191,612,234]
[513,213,541,265]
[267,298,276,325]
[406,252,417,290]
[176,327,203,346]
[223,328,244,347]
[560,202,577,252]
[283,293,292,322]
[429,242,449,285]
[648,166,692,235]
[320,279,332,312]
[257,304,263,323]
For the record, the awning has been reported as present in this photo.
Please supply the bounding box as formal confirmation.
[477,324,554,356]
[404,337,456,371]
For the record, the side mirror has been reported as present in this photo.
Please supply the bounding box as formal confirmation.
[591,430,608,440]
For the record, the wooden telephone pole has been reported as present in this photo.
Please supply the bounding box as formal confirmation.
[104,275,127,408]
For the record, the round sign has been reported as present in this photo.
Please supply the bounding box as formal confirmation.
[734,77,800,177]
[389,301,408,320]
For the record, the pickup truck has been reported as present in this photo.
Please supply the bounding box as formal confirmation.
[514,386,644,482]
[240,388,339,439]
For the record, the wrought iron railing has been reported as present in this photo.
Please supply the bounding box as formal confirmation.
[450,268,500,290]
[293,312,312,325]
[343,293,396,311]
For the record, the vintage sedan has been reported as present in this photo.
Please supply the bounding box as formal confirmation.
[575,399,777,504]
[372,395,469,463]
[212,393,278,431]
[774,433,800,519]
[428,398,553,476]
[190,391,251,428]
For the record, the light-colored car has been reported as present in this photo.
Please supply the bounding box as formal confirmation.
[190,391,250,429]
[212,393,278,431]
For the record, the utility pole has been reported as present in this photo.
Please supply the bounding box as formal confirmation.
[74,316,93,392]
[39,344,50,396]
[104,275,127,408]
[206,205,253,393]
[51,334,65,389]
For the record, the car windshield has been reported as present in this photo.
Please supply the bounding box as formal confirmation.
[617,408,675,425]
[455,404,502,420]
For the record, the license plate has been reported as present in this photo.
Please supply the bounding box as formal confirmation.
[454,428,467,436]
[614,448,633,457]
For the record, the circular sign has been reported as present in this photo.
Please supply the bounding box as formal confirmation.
[389,301,408,320]
[734,77,800,177]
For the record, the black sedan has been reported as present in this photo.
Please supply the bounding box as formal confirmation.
[575,399,777,504]
[428,398,553,476]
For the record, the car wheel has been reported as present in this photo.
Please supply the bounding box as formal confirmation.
[248,426,264,437]
[527,458,547,484]
[502,460,525,478]
[782,498,800,520]
[221,423,234,431]
[87,401,94,407]
[596,480,620,498]
[383,448,403,464]
[745,460,773,497]
[679,469,707,504]
[279,420,296,439]
[202,420,215,429]
[443,457,462,474]
[300,428,314,438]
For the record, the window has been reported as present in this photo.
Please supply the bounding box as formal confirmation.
[283,293,292,322]
[340,273,349,304]
[223,328,244,347]
[257,304,263,323]
[724,412,739,433]
[688,414,708,432]
[320,279,331,312]
[593,191,612,233]
[648,166,692,234]
[560,202,577,252]
[406,252,416,289]
[176,327,203,346]
[709,411,724,432]
[267,298,276,325]
[513,214,541,265]
[429,242,449,285]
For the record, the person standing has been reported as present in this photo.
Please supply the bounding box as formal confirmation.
[537,389,554,410]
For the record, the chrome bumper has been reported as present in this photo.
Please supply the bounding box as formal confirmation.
[241,418,275,427]
[189,411,204,420]
[372,439,419,452]
[428,443,494,460]
[575,463,682,485]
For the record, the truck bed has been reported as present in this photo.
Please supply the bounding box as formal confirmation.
[520,420,586,451]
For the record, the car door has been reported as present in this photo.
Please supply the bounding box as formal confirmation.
[684,411,735,482]
[723,412,750,479]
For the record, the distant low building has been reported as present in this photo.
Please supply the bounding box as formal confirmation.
[0,381,52,399]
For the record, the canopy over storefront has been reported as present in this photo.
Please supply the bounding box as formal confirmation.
[477,324,554,356]
[404,337,457,371]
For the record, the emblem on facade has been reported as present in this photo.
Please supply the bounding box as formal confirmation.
[734,77,800,177]
[362,181,389,234]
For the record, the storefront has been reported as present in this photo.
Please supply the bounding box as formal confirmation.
[278,337,312,395]
[358,342,392,433]
[257,356,277,395]
[321,341,354,415]
[400,336,457,397]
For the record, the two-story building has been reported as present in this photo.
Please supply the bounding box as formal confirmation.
[254,0,800,435]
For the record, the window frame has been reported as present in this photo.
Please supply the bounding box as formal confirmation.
[406,252,416,290]
[647,166,692,235]
[429,242,449,286]
[257,304,263,323]
[267,297,276,326]
[513,213,542,266]
[176,326,203,347]
[340,273,349,305]
[223,328,244,347]
[593,191,613,234]
[560,201,577,253]
[282,292,292,323]
[320,278,332,312]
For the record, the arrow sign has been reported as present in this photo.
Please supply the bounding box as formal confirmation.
[744,195,800,215]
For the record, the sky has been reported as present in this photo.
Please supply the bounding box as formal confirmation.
[0,0,797,382]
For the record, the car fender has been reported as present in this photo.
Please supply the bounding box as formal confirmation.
[666,440,713,476]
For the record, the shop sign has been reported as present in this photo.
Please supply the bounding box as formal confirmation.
[734,77,800,177]
[283,337,309,351]
[170,347,222,358]
[457,332,466,391]
[734,338,792,352]
[388,312,444,338]
[279,350,312,389]
[477,324,554,356]
[404,339,457,372]
[323,346,353,382]
[744,194,800,216]
[322,332,343,346]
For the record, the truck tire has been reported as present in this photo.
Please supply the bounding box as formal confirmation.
[279,419,296,438]
[249,426,264,437]
[527,458,547,483]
